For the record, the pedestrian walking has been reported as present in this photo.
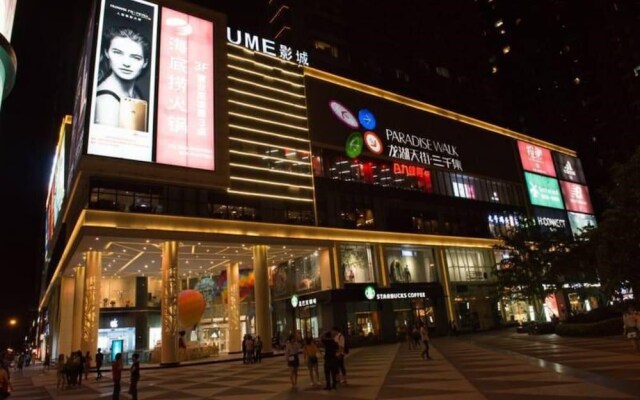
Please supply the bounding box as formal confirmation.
[112,353,123,400]
[128,353,140,400]
[95,348,104,380]
[623,305,640,352]
[420,323,432,360]
[56,354,66,391]
[254,336,263,363]
[303,337,320,387]
[322,331,338,390]
[332,326,348,384]
[284,334,301,389]
[43,352,51,373]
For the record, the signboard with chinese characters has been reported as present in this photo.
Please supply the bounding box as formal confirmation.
[518,141,556,177]
[560,181,593,214]
[305,77,519,181]
[156,7,215,170]
[524,172,564,209]
[553,153,586,184]
[226,27,309,66]
[567,212,597,236]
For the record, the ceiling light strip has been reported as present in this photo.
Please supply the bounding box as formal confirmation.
[228,64,304,88]
[229,112,309,131]
[229,124,309,143]
[227,53,303,78]
[229,99,307,120]
[230,176,314,190]
[230,137,310,153]
[229,88,306,109]
[229,76,305,98]
[230,162,313,178]
[230,149,312,165]
[227,189,314,202]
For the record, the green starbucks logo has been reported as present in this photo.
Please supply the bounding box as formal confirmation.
[364,285,376,300]
[290,294,299,308]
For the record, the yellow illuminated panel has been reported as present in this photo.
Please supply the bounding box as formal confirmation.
[228,64,304,88]
[229,88,306,109]
[228,189,314,202]
[229,124,309,143]
[228,43,300,68]
[229,112,308,131]
[230,149,310,165]
[304,68,576,156]
[229,76,305,98]
[230,176,313,190]
[230,162,313,178]
[230,137,309,153]
[227,53,303,78]
[229,99,307,120]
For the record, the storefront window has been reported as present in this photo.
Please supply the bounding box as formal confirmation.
[384,246,436,284]
[340,244,375,284]
[445,248,495,283]
[271,252,323,298]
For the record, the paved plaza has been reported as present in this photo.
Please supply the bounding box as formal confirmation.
[8,331,640,399]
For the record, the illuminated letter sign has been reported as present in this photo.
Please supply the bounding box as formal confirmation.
[518,141,556,177]
[156,7,215,170]
[88,0,158,162]
[524,172,564,209]
[560,181,593,214]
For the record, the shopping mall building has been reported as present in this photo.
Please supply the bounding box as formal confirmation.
[38,0,598,364]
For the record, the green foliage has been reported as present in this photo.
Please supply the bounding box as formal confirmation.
[555,318,622,337]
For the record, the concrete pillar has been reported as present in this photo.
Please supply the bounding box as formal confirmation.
[161,241,179,366]
[71,266,85,351]
[227,262,241,353]
[81,252,101,355]
[253,245,272,353]
[436,248,456,324]
[375,244,388,287]
[58,277,75,357]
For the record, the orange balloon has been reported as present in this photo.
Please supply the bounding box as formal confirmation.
[178,290,206,329]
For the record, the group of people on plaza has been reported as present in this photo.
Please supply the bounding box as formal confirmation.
[241,334,264,364]
[283,326,349,390]
[405,322,432,360]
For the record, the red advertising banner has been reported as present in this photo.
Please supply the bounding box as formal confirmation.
[517,141,556,177]
[156,8,214,170]
[560,181,593,214]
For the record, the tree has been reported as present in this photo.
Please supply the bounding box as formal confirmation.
[494,221,571,321]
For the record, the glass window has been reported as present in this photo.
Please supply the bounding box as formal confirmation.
[384,246,437,283]
[271,251,323,298]
[340,244,375,284]
[445,248,495,283]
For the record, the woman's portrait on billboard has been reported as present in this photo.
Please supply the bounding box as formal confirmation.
[94,26,151,131]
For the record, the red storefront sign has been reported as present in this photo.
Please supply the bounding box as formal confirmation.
[518,141,556,177]
[560,181,593,214]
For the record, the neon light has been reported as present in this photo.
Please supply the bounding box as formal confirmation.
[229,75,305,98]
[228,64,304,88]
[230,162,313,178]
[230,176,313,189]
[229,88,305,109]
[230,149,310,165]
[230,137,309,153]
[229,100,307,120]
[229,124,308,142]
[228,43,298,67]
[227,189,313,202]
[229,112,308,131]
[227,53,303,78]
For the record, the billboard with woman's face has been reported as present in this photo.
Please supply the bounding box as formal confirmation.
[88,0,158,162]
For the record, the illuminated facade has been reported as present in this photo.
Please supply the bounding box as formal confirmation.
[39,0,596,363]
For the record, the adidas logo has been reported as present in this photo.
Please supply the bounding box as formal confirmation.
[563,161,576,177]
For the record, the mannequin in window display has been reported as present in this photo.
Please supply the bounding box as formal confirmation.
[403,265,412,282]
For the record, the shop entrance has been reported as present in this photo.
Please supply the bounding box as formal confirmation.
[295,306,320,339]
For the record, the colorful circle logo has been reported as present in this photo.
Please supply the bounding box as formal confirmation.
[363,131,383,155]
[329,101,359,129]
[358,109,376,130]
[345,132,364,158]
[290,294,299,308]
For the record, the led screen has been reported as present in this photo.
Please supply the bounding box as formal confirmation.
[567,212,597,236]
[518,141,556,177]
[553,152,586,184]
[524,172,564,209]
[305,77,520,181]
[156,8,215,170]
[533,206,570,235]
[88,0,158,162]
[560,181,593,214]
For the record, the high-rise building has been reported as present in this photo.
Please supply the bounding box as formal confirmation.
[37,0,597,363]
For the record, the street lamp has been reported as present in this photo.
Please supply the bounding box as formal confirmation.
[8,318,17,348]
[8,319,17,327]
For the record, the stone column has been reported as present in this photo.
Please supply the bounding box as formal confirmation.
[58,277,75,357]
[81,252,101,355]
[253,245,272,353]
[71,266,85,352]
[227,262,241,353]
[161,241,179,366]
